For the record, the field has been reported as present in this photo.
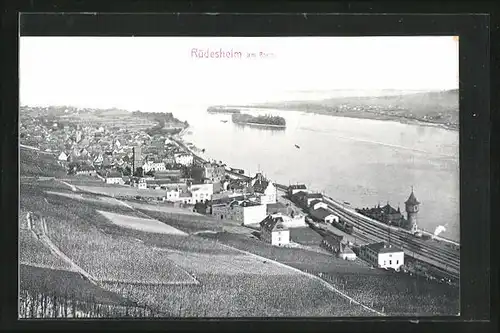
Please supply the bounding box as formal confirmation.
[201,232,380,275]
[290,227,324,246]
[318,272,460,316]
[201,231,460,316]
[19,180,377,316]
[137,208,225,234]
[77,184,167,198]
[102,274,373,317]
[97,210,188,236]
[20,264,131,307]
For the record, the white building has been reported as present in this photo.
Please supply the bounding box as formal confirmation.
[309,199,328,211]
[310,207,339,224]
[359,242,405,271]
[174,153,194,166]
[339,243,357,261]
[58,152,68,161]
[105,171,124,185]
[251,173,277,205]
[260,215,290,247]
[142,161,167,173]
[164,186,181,202]
[136,178,147,189]
[190,183,214,203]
[212,199,267,225]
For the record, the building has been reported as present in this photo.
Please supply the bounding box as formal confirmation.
[105,171,125,185]
[251,173,277,205]
[174,153,194,166]
[287,184,308,197]
[260,215,290,246]
[75,164,96,176]
[142,161,166,173]
[291,191,323,208]
[310,207,339,224]
[211,199,267,225]
[58,151,68,161]
[356,203,405,227]
[338,243,357,261]
[309,199,327,211]
[137,178,147,189]
[189,183,214,203]
[359,242,405,271]
[192,162,226,183]
[155,169,183,179]
[164,186,181,202]
[405,188,420,233]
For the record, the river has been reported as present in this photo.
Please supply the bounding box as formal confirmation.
[170,106,460,242]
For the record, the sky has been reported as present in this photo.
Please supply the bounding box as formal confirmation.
[20,36,459,111]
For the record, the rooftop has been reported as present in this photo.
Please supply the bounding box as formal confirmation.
[260,215,288,232]
[310,207,334,220]
[365,242,403,254]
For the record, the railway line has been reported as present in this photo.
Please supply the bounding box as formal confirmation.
[323,198,459,278]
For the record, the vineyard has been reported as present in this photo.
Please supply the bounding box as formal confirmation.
[20,148,67,178]
[102,273,373,317]
[311,272,459,316]
[19,229,74,271]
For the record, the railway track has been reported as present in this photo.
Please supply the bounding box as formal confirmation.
[324,202,459,278]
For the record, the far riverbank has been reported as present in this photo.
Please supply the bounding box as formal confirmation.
[230,105,458,131]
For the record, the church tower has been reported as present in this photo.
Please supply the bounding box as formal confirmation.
[405,187,420,233]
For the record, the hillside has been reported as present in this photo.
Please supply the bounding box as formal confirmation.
[241,89,459,130]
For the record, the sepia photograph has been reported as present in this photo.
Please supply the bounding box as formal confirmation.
[19,36,460,318]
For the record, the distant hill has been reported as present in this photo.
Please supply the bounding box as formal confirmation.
[240,89,459,129]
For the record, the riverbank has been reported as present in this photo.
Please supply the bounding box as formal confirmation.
[232,105,458,131]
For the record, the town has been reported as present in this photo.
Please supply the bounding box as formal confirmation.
[20,105,458,281]
[19,105,459,318]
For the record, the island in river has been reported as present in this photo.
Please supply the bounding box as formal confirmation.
[228,89,459,131]
[231,113,286,128]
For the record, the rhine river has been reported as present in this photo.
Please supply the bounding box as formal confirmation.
[171,106,460,242]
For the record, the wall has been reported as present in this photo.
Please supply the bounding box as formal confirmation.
[271,229,290,246]
[242,204,267,225]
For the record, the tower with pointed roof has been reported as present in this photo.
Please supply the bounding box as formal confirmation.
[405,187,420,233]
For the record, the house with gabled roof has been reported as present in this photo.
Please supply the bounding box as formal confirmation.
[260,214,290,246]
[310,207,339,224]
